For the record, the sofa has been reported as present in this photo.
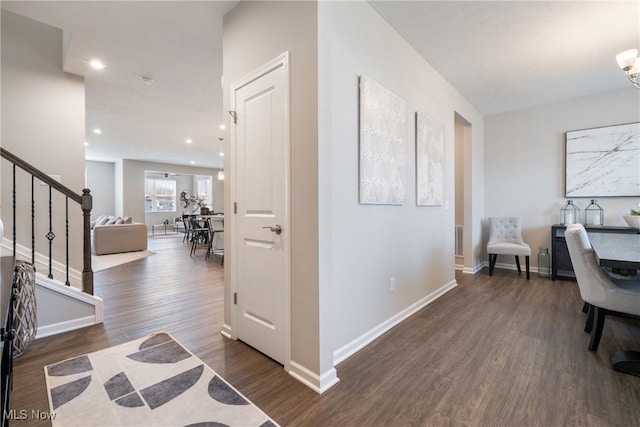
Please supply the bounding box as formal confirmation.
[91,215,148,255]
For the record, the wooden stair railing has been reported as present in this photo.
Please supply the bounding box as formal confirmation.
[0,147,93,295]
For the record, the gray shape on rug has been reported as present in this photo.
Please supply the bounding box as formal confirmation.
[140,364,204,409]
[50,375,92,410]
[47,355,93,377]
[127,340,192,364]
[139,332,173,350]
[115,392,145,408]
[208,376,248,406]
[184,423,230,427]
[104,371,135,400]
[259,421,277,427]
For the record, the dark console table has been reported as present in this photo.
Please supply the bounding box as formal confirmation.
[551,224,639,280]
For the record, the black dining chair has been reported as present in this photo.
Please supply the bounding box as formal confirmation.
[189,216,209,256]
[206,217,224,265]
[182,214,193,243]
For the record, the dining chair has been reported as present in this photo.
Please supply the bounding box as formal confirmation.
[487,217,531,279]
[205,217,224,265]
[189,216,209,256]
[565,224,640,351]
[182,214,192,243]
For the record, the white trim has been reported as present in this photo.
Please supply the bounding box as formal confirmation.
[484,260,539,274]
[288,361,340,394]
[36,274,104,323]
[35,315,96,339]
[229,52,292,371]
[333,280,458,365]
[463,262,484,274]
[220,323,233,339]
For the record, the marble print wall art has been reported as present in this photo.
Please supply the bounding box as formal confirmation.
[359,75,408,205]
[416,111,445,206]
[566,122,640,197]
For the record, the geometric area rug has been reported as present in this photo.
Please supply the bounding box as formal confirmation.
[44,332,279,427]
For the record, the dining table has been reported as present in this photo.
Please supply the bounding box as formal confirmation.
[588,231,640,377]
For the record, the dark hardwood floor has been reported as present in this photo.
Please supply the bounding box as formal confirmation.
[9,236,640,426]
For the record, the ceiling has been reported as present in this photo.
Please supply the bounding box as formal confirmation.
[369,1,640,115]
[2,1,639,169]
[2,1,237,169]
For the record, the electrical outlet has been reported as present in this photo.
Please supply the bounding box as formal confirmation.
[390,277,396,293]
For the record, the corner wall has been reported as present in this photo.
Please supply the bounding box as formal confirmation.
[86,160,115,219]
[318,1,484,365]
[484,88,640,269]
[1,10,85,270]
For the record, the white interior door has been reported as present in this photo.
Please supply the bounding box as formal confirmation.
[231,53,289,365]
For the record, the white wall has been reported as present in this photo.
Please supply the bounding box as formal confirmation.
[86,160,115,219]
[1,10,85,270]
[485,88,640,269]
[318,1,484,365]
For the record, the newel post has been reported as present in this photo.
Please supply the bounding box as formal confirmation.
[81,188,94,295]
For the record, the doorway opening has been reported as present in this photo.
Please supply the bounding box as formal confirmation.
[454,112,472,272]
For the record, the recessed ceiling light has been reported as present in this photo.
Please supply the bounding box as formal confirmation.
[185,139,193,144]
[84,142,89,146]
[219,124,226,130]
[92,128,102,134]
[190,161,196,165]
[89,59,105,70]
[219,152,224,157]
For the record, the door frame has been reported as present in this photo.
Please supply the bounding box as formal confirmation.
[229,51,291,371]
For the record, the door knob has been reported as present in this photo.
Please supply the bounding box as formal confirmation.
[262,224,283,235]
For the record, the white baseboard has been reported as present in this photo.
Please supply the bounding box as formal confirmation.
[463,262,484,274]
[288,361,340,394]
[484,260,541,274]
[220,323,233,339]
[36,315,96,339]
[333,280,458,366]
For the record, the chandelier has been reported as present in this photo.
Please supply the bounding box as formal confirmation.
[616,49,640,88]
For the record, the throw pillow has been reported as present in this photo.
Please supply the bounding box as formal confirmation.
[123,217,133,224]
[96,216,110,226]
[115,218,124,225]
[105,217,121,225]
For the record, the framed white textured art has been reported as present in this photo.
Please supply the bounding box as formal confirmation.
[358,75,408,205]
[565,122,640,197]
[416,111,445,206]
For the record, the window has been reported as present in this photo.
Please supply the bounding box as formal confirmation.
[196,178,212,209]
[145,179,176,212]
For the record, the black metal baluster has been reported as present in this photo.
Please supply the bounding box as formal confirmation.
[46,185,54,279]
[31,175,35,265]
[65,197,70,286]
[12,164,16,257]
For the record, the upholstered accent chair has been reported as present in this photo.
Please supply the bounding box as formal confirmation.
[487,217,531,279]
[564,223,640,351]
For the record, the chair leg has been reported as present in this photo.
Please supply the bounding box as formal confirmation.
[582,302,590,313]
[525,255,530,280]
[584,304,594,333]
[588,306,606,352]
[515,255,521,273]
[190,237,197,256]
[489,254,497,275]
[206,231,215,260]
